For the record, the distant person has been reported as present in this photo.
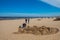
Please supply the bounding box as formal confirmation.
[25,18,27,23]
[25,18,30,24]
[28,18,30,24]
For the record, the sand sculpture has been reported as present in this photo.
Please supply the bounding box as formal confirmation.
[14,26,59,35]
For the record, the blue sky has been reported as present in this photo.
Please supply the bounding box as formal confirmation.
[0,0,60,16]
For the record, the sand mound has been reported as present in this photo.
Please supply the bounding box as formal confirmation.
[14,26,59,35]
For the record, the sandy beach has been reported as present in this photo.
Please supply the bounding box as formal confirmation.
[0,18,60,40]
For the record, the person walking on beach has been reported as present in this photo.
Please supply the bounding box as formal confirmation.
[28,18,30,24]
[25,18,30,24]
[25,18,27,23]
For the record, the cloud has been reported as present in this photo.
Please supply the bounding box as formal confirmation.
[41,0,60,8]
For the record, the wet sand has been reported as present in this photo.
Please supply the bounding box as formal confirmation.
[0,18,60,40]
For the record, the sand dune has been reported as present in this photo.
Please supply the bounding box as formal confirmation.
[0,18,60,40]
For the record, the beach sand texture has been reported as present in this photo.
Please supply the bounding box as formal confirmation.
[0,18,60,40]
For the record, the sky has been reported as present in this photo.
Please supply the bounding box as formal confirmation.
[0,0,60,17]
[41,0,60,8]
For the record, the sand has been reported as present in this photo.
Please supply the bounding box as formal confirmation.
[0,18,60,40]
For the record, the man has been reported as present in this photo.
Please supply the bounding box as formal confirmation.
[25,18,27,23]
[25,18,30,24]
[28,18,30,24]
[22,23,26,28]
